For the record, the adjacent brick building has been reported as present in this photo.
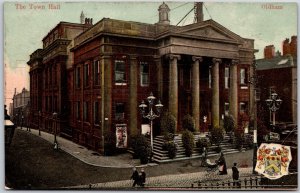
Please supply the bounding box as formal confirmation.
[28,3,256,153]
[256,36,297,124]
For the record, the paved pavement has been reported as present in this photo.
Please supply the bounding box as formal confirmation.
[68,167,255,189]
[15,127,257,189]
[18,127,153,168]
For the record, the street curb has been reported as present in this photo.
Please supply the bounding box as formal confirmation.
[16,128,157,169]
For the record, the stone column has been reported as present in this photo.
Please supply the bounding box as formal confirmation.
[229,59,238,126]
[212,58,221,128]
[155,56,163,99]
[192,56,202,131]
[129,56,138,136]
[101,55,111,153]
[168,54,180,127]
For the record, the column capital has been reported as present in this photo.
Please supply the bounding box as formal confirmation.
[212,58,222,64]
[192,56,203,62]
[231,59,239,65]
[168,54,181,61]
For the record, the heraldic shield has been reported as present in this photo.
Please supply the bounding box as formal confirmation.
[255,143,292,179]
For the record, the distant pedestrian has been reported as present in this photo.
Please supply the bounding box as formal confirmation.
[130,167,139,187]
[139,168,146,187]
[217,152,227,175]
[232,162,240,187]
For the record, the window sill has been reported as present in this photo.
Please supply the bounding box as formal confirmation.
[240,86,248,89]
[115,83,127,86]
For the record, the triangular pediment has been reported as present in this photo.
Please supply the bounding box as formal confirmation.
[175,19,244,44]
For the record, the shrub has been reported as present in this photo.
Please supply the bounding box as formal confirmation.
[182,130,195,157]
[163,132,175,142]
[224,115,235,133]
[234,128,244,151]
[160,111,176,135]
[163,141,177,159]
[139,145,152,164]
[182,114,196,132]
[210,127,224,146]
[196,137,211,154]
[130,134,151,163]
[104,133,116,156]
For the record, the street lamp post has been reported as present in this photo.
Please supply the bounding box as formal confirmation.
[21,113,24,130]
[139,92,163,154]
[53,112,58,150]
[38,111,41,136]
[249,58,259,174]
[265,92,282,129]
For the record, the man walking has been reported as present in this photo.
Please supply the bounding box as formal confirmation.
[130,167,139,187]
[232,162,240,187]
[140,168,146,187]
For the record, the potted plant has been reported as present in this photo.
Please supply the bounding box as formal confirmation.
[196,137,211,154]
[182,130,195,157]
[182,114,196,132]
[131,134,151,163]
[210,127,224,153]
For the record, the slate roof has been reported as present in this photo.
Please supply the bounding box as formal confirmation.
[256,55,297,70]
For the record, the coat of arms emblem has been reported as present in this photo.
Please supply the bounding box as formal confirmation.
[255,143,292,179]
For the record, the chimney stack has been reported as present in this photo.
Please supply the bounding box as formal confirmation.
[195,2,204,23]
[282,38,291,56]
[290,36,297,57]
[85,18,93,25]
[264,45,275,59]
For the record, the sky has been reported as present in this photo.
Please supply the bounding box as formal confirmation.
[3,1,298,107]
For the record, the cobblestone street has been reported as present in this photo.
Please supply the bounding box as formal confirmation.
[6,128,256,190]
[69,167,255,189]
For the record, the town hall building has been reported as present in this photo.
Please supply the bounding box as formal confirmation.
[28,3,255,153]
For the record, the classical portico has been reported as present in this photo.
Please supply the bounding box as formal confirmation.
[156,19,254,131]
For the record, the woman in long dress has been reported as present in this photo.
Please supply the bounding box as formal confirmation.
[217,152,228,175]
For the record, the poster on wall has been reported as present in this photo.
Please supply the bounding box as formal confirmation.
[116,124,127,148]
[141,124,150,135]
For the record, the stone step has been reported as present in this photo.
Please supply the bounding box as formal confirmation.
[151,134,241,163]
[152,149,242,163]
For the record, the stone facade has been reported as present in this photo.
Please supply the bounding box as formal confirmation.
[28,3,255,153]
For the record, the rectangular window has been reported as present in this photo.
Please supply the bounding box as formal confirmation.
[140,62,149,86]
[225,67,229,89]
[115,60,126,85]
[256,88,261,101]
[94,101,100,124]
[75,66,81,88]
[239,102,247,113]
[53,65,57,86]
[209,66,212,88]
[93,60,100,86]
[49,96,52,112]
[54,96,57,112]
[115,103,125,120]
[84,64,89,87]
[76,101,80,120]
[240,68,246,85]
[83,101,89,122]
[225,102,229,115]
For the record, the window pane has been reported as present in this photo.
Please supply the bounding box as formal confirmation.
[115,60,126,84]
[94,60,100,85]
[115,103,125,120]
[94,101,99,124]
[240,68,245,84]
[140,62,149,86]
